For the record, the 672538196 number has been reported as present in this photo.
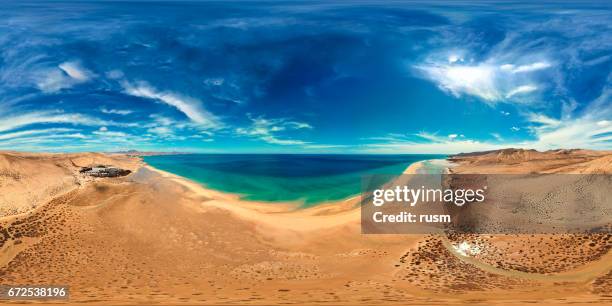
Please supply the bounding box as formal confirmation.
[0,285,69,300]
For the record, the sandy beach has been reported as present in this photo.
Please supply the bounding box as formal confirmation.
[1,149,611,305]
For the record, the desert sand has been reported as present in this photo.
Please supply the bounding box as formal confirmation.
[449,148,612,174]
[0,149,611,305]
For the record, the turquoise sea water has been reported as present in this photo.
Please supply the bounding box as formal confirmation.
[144,154,446,206]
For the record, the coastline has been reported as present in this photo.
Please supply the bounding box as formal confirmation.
[142,154,446,206]
[142,158,443,206]
[138,158,445,232]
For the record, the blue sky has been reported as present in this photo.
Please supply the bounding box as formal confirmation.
[0,1,610,153]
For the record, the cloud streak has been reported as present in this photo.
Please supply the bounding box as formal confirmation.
[236,115,312,145]
[523,87,612,150]
[364,87,612,154]
[36,61,94,93]
[100,107,134,116]
[0,128,79,140]
[122,81,220,128]
[0,112,113,133]
[363,132,508,154]
[416,59,552,104]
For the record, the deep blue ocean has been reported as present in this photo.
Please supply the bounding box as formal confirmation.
[144,154,445,206]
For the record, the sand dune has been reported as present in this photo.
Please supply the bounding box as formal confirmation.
[450,148,612,174]
[0,150,611,305]
[0,152,140,217]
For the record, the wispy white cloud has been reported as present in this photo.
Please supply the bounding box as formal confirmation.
[527,113,561,128]
[0,111,189,151]
[203,78,225,86]
[506,85,538,98]
[147,126,174,137]
[302,144,350,150]
[597,120,610,127]
[364,86,612,153]
[0,111,113,133]
[500,62,551,73]
[260,136,307,145]
[58,61,92,81]
[92,129,129,138]
[526,117,612,150]
[416,63,501,102]
[413,131,463,143]
[148,114,177,127]
[203,75,247,105]
[363,116,611,154]
[0,128,78,140]
[138,114,213,142]
[415,51,553,104]
[143,115,180,138]
[523,88,612,150]
[122,81,220,128]
[363,132,508,154]
[37,61,94,93]
[100,107,134,116]
[0,133,88,149]
[236,115,312,145]
[36,70,72,93]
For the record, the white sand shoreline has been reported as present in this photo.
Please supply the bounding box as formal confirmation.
[139,159,449,232]
[143,158,446,209]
